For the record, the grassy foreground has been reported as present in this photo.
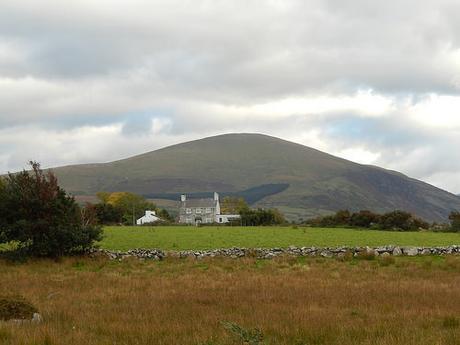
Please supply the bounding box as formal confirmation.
[1,256,460,344]
[100,226,460,251]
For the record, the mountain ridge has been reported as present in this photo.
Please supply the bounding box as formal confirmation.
[49,133,460,222]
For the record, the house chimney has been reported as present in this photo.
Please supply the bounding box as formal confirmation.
[214,192,219,201]
[181,194,186,202]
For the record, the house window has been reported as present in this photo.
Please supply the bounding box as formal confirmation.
[219,217,223,223]
[196,208,202,214]
[206,207,212,214]
[186,208,192,214]
[205,218,212,223]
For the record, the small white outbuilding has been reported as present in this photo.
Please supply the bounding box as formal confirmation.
[136,210,161,225]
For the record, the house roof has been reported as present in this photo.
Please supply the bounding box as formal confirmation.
[182,198,217,208]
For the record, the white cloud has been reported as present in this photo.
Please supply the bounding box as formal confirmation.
[408,94,460,128]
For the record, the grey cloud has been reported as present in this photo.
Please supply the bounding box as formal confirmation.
[1,0,460,97]
[1,0,460,194]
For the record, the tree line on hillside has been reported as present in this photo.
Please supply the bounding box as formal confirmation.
[305,209,460,232]
[84,192,173,225]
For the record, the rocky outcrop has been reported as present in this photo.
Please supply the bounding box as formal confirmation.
[89,245,460,260]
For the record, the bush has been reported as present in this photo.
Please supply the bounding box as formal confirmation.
[240,208,286,226]
[349,210,380,228]
[0,162,102,257]
[378,210,429,231]
[222,321,264,345]
[305,209,429,231]
[449,211,460,232]
[0,295,38,321]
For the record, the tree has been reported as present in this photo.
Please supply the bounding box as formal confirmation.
[0,162,102,257]
[378,210,428,231]
[96,191,111,204]
[449,211,460,232]
[157,208,174,222]
[306,210,351,227]
[334,210,351,225]
[221,197,249,214]
[240,208,286,226]
[349,210,380,228]
[93,202,124,224]
[106,192,156,225]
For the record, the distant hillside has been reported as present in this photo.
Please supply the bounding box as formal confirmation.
[51,133,460,222]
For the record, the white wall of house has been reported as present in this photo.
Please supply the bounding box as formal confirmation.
[215,214,241,224]
[136,210,160,225]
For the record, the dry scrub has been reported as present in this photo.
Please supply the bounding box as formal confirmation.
[0,256,460,344]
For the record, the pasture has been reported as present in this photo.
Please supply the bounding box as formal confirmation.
[1,256,460,345]
[100,226,460,251]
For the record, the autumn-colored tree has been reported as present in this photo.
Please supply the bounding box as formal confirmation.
[221,197,249,214]
[93,191,173,225]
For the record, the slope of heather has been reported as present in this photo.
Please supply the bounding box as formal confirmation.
[51,133,460,222]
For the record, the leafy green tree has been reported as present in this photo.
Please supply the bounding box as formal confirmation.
[0,162,102,257]
[93,203,124,224]
[240,208,285,226]
[349,210,380,228]
[449,211,460,232]
[157,208,174,222]
[378,210,428,231]
[307,210,351,227]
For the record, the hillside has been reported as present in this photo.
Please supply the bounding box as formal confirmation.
[52,133,460,222]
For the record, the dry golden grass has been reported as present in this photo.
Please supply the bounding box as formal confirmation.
[1,256,460,345]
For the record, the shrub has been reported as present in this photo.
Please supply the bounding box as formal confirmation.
[305,209,429,231]
[222,321,264,345]
[449,211,460,232]
[0,162,102,257]
[0,295,38,321]
[240,208,286,226]
[349,210,380,228]
[379,210,429,231]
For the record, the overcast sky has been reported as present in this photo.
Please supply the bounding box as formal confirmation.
[1,0,460,193]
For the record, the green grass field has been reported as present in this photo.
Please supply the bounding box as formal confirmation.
[100,226,460,251]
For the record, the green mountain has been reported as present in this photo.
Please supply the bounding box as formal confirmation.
[52,133,460,222]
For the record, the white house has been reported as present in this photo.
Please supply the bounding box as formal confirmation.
[215,214,241,224]
[136,210,161,225]
[179,192,241,225]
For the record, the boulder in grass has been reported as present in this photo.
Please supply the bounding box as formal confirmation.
[0,295,39,322]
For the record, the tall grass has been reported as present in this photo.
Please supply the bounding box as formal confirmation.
[1,256,460,344]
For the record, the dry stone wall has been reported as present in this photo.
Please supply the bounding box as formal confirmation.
[89,245,460,260]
